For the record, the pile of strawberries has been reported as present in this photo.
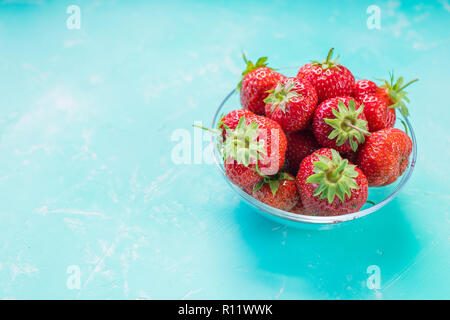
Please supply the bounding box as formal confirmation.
[217,49,416,216]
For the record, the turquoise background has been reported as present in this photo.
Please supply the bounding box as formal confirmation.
[0,0,449,299]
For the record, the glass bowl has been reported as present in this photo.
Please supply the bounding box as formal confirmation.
[211,83,417,230]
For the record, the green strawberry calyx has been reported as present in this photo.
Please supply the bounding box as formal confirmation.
[237,53,271,90]
[306,149,359,204]
[263,78,300,113]
[216,112,227,131]
[324,100,370,152]
[312,48,341,70]
[379,72,418,117]
[222,116,267,168]
[253,172,293,196]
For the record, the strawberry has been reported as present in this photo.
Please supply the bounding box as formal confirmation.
[239,55,285,115]
[222,115,287,187]
[225,161,263,188]
[342,151,358,164]
[251,115,288,176]
[313,96,370,153]
[356,128,412,186]
[289,199,314,215]
[296,148,368,216]
[251,173,299,211]
[264,77,318,132]
[285,130,320,176]
[297,48,355,103]
[353,74,418,132]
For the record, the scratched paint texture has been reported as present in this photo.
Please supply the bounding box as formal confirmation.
[0,0,449,299]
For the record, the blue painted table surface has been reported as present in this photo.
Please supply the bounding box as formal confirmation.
[0,0,449,299]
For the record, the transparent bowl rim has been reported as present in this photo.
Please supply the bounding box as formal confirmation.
[210,89,417,225]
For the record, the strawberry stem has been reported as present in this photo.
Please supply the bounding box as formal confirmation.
[242,52,249,65]
[325,48,334,64]
[312,48,340,69]
[306,149,360,204]
[263,78,300,113]
[343,121,371,136]
[328,163,345,182]
[399,78,419,91]
[254,160,269,179]
[324,100,370,152]
[192,124,219,134]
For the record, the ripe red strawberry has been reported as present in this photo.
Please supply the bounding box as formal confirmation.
[289,199,314,215]
[239,55,285,115]
[285,130,320,176]
[222,115,287,187]
[297,48,355,103]
[264,77,318,132]
[313,96,370,153]
[356,128,412,186]
[250,173,299,211]
[353,74,418,132]
[342,151,358,164]
[225,161,263,188]
[296,148,368,216]
[251,115,287,176]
